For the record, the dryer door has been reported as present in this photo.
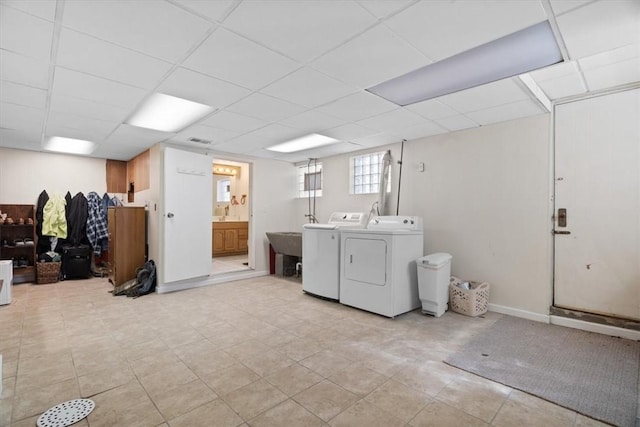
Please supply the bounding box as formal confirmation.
[344,237,387,286]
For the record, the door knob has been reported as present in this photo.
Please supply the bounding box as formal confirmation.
[167,212,175,218]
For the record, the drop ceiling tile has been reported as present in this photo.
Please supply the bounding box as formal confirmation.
[44,123,109,143]
[437,78,530,113]
[549,0,595,16]
[357,108,426,133]
[56,28,173,89]
[184,28,300,90]
[316,91,398,122]
[47,110,117,138]
[276,141,363,163]
[582,57,640,91]
[529,61,581,82]
[200,111,267,133]
[432,115,479,132]
[0,50,50,89]
[174,124,239,145]
[1,0,57,21]
[0,81,47,109]
[0,102,45,132]
[351,132,399,147]
[261,67,358,108]
[579,44,640,70]
[173,0,235,22]
[49,93,130,123]
[92,144,145,161]
[466,99,545,126]
[305,141,363,158]
[392,121,447,141]
[52,67,147,110]
[62,0,211,62]
[223,0,376,63]
[406,99,460,120]
[159,67,251,109]
[215,123,301,153]
[0,128,42,147]
[0,6,54,60]
[322,123,377,141]
[226,93,306,123]
[312,25,428,88]
[385,0,546,61]
[278,110,347,131]
[356,0,414,19]
[536,74,587,99]
[556,0,640,59]
[104,124,173,147]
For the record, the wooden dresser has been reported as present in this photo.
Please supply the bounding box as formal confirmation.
[108,206,146,286]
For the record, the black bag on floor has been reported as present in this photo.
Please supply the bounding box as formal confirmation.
[111,260,156,298]
[61,244,92,280]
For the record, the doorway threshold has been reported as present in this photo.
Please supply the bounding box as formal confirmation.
[550,306,640,332]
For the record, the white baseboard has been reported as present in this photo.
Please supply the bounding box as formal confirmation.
[550,315,640,341]
[488,303,550,323]
[157,269,269,294]
[488,303,639,341]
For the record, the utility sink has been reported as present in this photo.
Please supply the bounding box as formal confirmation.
[266,232,302,257]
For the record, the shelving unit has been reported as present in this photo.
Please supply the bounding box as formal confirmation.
[0,204,36,284]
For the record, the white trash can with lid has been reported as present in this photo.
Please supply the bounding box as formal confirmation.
[416,253,452,317]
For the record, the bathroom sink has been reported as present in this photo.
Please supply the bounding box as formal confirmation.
[266,232,302,257]
[212,215,240,222]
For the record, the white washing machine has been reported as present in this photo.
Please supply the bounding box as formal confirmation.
[340,216,423,317]
[302,212,367,300]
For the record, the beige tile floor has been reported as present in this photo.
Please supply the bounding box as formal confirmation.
[0,276,612,427]
[211,256,250,275]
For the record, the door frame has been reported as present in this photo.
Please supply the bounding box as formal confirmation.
[211,155,255,273]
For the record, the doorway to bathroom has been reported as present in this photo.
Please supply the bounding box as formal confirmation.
[211,158,252,275]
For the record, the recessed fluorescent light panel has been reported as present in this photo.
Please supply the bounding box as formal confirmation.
[367,21,563,106]
[44,136,96,155]
[266,133,340,153]
[126,93,214,132]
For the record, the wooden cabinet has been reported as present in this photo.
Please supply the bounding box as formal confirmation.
[106,159,127,193]
[0,204,36,283]
[212,221,248,257]
[108,206,146,287]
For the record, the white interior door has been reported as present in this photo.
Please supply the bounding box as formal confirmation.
[163,147,212,283]
[554,89,640,320]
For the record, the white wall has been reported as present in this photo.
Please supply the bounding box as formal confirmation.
[294,143,402,229]
[304,115,552,316]
[401,114,552,315]
[0,148,111,204]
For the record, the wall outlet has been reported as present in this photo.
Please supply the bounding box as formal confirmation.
[418,162,425,172]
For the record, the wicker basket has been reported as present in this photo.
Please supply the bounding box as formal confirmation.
[449,276,490,316]
[36,262,61,284]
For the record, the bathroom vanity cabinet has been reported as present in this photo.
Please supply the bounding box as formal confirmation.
[212,221,248,257]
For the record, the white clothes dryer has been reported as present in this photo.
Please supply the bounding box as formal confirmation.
[302,212,367,300]
[339,216,423,317]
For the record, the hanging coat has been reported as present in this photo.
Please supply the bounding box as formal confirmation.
[42,194,68,239]
[67,192,88,247]
[36,190,50,254]
[86,192,109,256]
